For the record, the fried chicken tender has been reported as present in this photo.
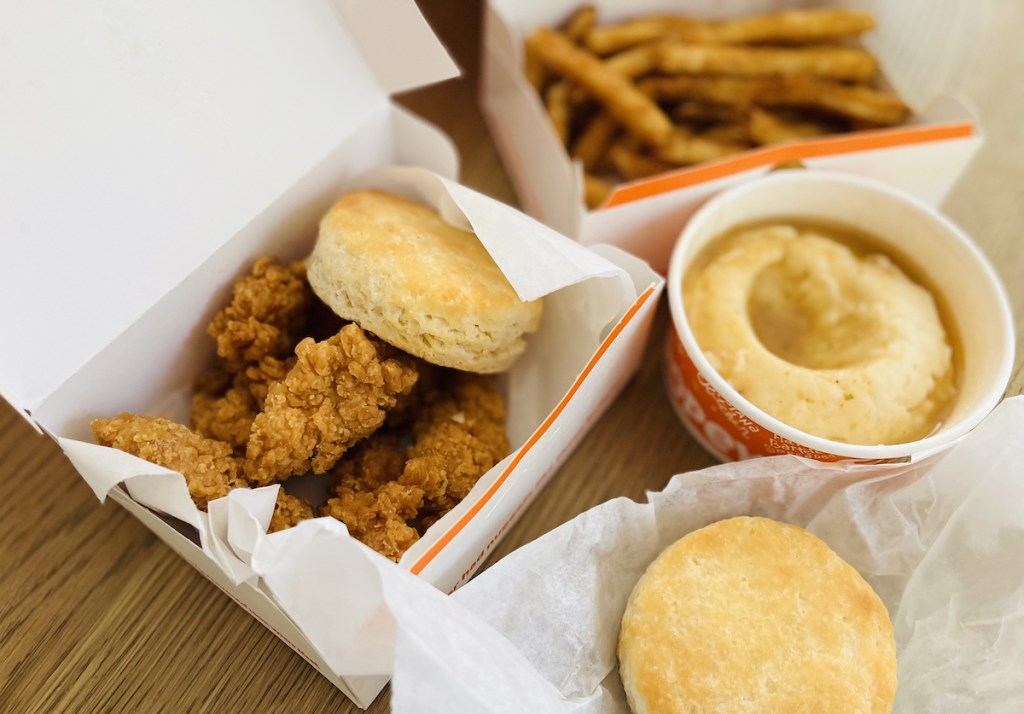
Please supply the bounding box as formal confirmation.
[331,432,407,492]
[91,414,247,510]
[207,257,313,370]
[245,324,419,485]
[399,373,510,518]
[190,356,296,451]
[191,383,257,450]
[322,481,425,561]
[268,489,315,533]
[319,371,509,555]
[242,355,295,405]
[320,432,423,560]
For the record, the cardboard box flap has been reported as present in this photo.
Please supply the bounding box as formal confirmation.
[0,0,458,421]
[330,0,461,95]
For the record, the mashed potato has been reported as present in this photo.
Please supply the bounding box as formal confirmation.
[684,223,956,445]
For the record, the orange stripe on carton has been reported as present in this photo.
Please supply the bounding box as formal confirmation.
[604,122,976,209]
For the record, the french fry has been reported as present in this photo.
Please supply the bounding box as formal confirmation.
[748,107,833,145]
[640,75,764,106]
[571,111,618,171]
[584,16,700,55]
[564,5,597,43]
[654,126,748,165]
[584,9,874,54]
[545,81,573,144]
[608,140,677,180]
[569,42,663,104]
[584,173,613,209]
[657,44,877,81]
[672,101,744,125]
[524,41,548,92]
[850,118,888,131]
[682,9,876,45]
[606,42,664,78]
[641,75,909,125]
[527,27,673,147]
[568,42,663,104]
[759,76,909,125]
[700,122,752,146]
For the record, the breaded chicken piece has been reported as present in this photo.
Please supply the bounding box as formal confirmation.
[207,257,312,370]
[399,373,509,518]
[91,414,247,510]
[331,431,407,493]
[268,489,315,533]
[194,255,308,447]
[321,481,425,561]
[245,324,419,485]
[321,433,422,559]
[242,355,295,405]
[190,356,296,451]
[191,382,257,450]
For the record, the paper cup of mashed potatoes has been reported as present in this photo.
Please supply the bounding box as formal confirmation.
[665,170,1013,462]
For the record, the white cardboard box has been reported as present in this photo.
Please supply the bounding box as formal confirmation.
[481,0,985,271]
[0,1,664,707]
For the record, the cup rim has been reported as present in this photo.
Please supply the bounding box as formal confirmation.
[666,169,1015,460]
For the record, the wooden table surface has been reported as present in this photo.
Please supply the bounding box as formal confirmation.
[2,2,1021,712]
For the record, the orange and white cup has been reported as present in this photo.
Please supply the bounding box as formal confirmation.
[664,170,1014,463]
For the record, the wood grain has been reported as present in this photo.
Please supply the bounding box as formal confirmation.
[1,2,1021,712]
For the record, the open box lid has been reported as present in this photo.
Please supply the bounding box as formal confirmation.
[0,0,458,422]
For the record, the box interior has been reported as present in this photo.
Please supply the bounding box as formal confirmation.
[35,104,458,441]
[0,0,457,420]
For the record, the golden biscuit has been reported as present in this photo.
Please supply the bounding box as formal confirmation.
[619,517,897,713]
[308,190,543,373]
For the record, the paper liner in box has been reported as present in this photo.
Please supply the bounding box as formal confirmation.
[106,486,390,708]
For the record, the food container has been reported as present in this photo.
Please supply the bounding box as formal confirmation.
[481,0,983,272]
[664,170,1014,462]
[0,1,663,708]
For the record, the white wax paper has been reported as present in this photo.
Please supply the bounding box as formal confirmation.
[387,396,1024,713]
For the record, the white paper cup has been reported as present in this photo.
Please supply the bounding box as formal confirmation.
[665,170,1014,463]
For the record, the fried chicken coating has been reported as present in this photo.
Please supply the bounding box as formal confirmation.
[268,489,315,533]
[91,414,247,510]
[321,481,425,561]
[190,356,296,451]
[245,324,419,485]
[399,373,509,518]
[207,257,312,370]
[242,355,295,405]
[191,379,258,450]
[331,432,407,493]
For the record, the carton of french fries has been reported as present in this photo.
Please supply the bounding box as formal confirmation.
[482,0,983,270]
[0,1,663,708]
